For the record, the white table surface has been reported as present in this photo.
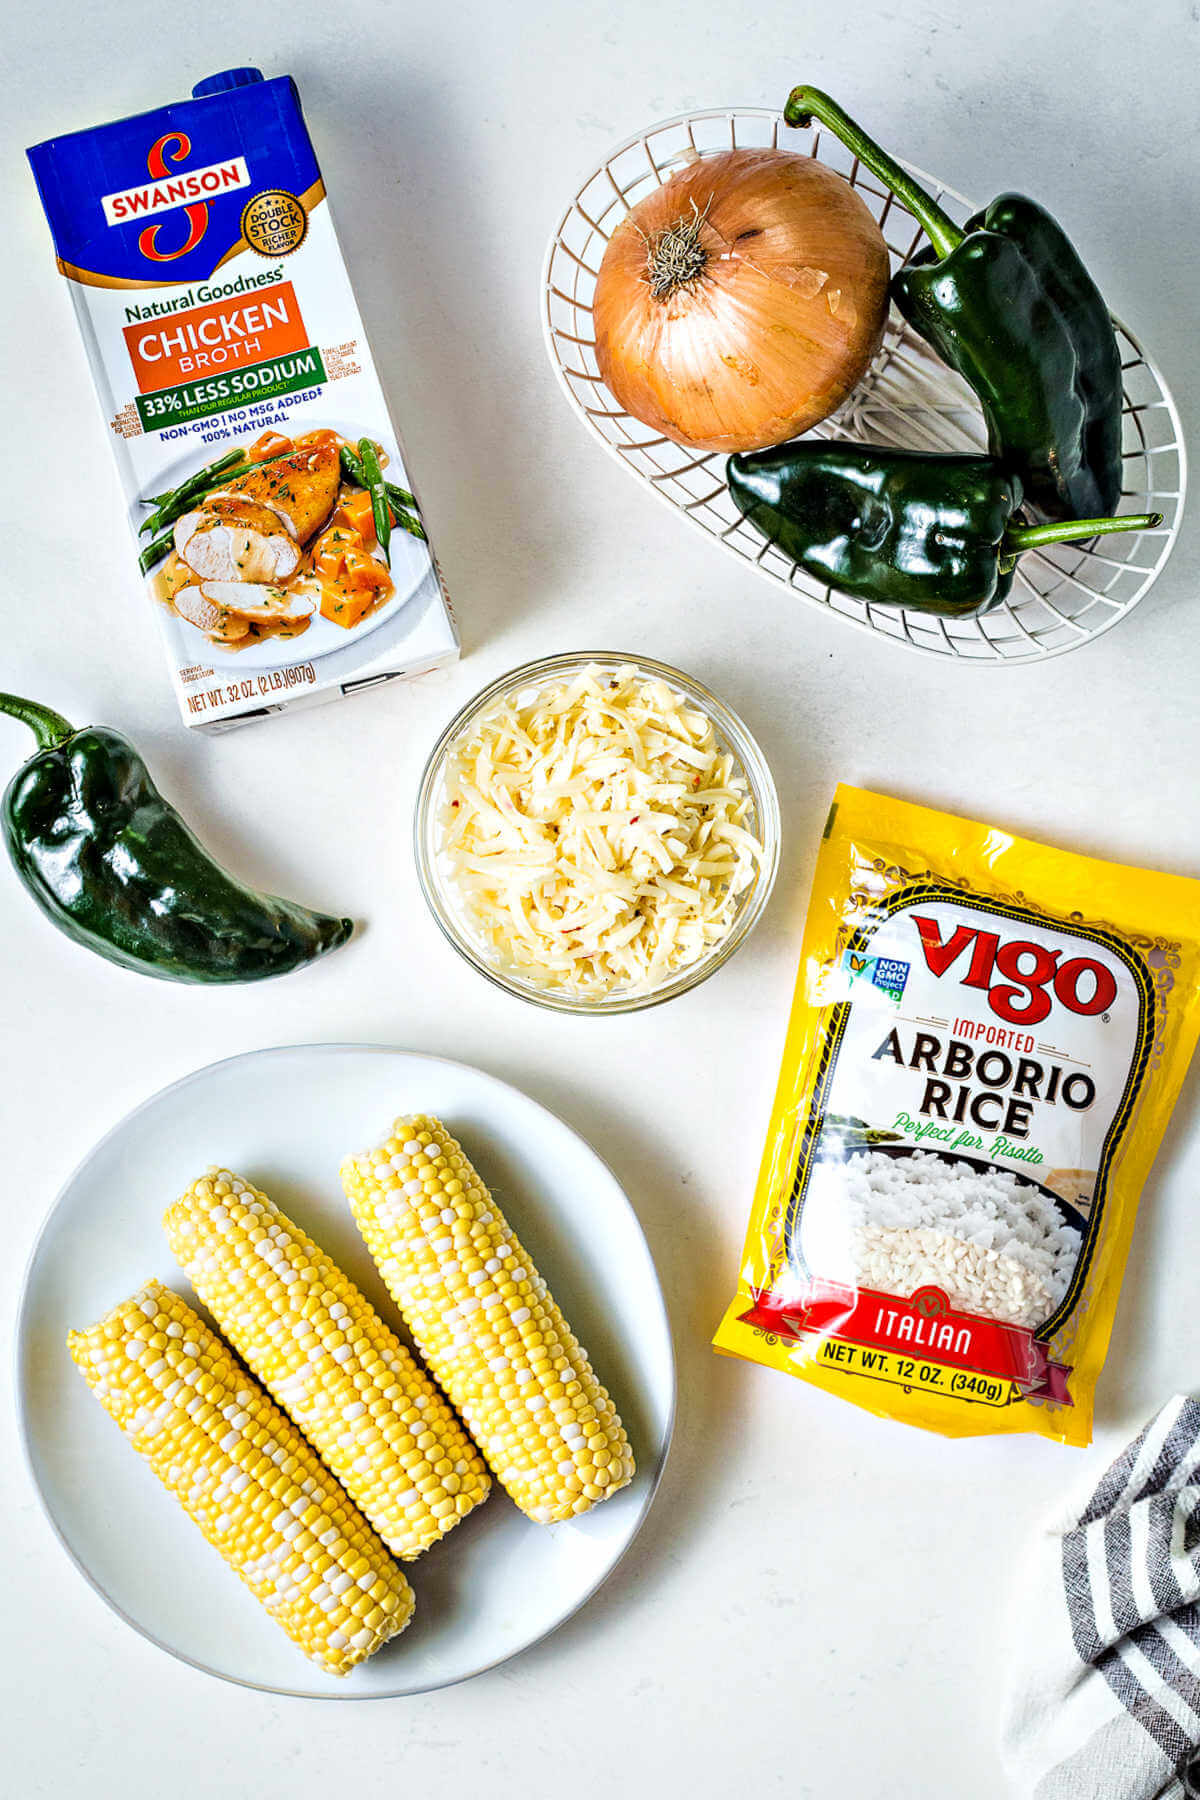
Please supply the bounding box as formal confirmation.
[2,4,1197,1794]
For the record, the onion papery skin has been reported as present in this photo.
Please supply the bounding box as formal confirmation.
[593,149,891,453]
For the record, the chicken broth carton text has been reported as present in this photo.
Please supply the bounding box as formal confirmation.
[28,67,459,730]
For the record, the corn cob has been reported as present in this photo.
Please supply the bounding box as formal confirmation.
[68,1280,413,1676]
[341,1116,635,1523]
[164,1170,490,1559]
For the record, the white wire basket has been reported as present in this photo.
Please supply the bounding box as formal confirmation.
[542,108,1185,664]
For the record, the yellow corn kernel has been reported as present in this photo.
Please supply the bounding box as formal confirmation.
[68,1280,413,1676]
[164,1171,490,1560]
[341,1116,635,1523]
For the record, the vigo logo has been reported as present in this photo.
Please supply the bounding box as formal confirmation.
[101,134,251,262]
[909,914,1118,1026]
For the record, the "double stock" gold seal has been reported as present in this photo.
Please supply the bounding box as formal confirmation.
[241,190,308,257]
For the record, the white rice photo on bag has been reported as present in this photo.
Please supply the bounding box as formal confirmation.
[797,1143,1085,1330]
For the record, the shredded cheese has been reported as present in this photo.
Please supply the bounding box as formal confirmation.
[439,663,763,998]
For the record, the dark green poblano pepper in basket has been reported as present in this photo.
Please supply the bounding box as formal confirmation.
[0,693,353,982]
[728,441,1160,618]
[785,87,1126,523]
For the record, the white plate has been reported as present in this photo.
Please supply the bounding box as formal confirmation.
[138,421,432,670]
[16,1045,674,1698]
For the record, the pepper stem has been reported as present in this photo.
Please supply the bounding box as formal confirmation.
[1005,511,1163,554]
[0,692,76,750]
[783,86,964,260]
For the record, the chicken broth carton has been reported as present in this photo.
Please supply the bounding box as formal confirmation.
[28,67,459,730]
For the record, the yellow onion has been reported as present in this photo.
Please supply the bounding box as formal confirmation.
[593,148,891,453]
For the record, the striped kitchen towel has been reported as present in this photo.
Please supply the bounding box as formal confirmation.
[1004,1396,1200,1798]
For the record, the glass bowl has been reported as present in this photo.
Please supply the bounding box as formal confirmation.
[414,652,781,1014]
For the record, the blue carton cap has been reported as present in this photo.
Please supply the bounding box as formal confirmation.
[192,69,265,97]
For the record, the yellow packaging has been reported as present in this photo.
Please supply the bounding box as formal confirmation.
[714,786,1200,1445]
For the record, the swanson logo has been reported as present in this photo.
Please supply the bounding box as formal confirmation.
[910,913,1119,1027]
[101,133,250,262]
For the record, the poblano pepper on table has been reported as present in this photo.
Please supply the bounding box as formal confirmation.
[727,441,1160,618]
[0,694,353,982]
[784,87,1125,523]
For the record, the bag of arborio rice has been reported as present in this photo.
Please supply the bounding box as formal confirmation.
[713,786,1200,1445]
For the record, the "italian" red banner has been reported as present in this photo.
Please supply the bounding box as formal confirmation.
[739,1280,1072,1404]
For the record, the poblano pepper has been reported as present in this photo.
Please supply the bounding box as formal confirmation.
[727,441,1160,618]
[784,87,1125,523]
[0,693,353,982]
